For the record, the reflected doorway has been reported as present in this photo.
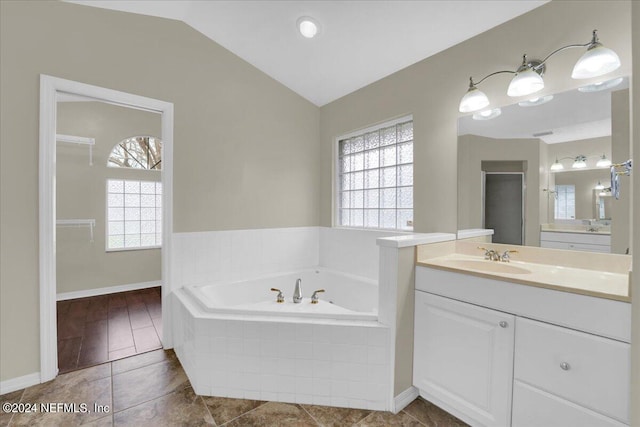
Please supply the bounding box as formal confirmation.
[484,172,524,245]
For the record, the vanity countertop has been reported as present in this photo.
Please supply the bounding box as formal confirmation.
[416,241,631,302]
[540,227,611,236]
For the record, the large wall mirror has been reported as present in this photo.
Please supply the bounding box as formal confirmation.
[457,77,630,255]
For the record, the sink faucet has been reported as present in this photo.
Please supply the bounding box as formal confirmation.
[293,279,303,303]
[478,247,500,261]
[500,250,518,263]
[310,289,325,304]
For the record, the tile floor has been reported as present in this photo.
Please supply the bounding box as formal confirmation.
[57,288,162,373]
[1,349,468,426]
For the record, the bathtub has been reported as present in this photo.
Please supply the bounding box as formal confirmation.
[172,267,391,410]
[184,268,377,321]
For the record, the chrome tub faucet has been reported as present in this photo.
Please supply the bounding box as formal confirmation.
[293,279,303,303]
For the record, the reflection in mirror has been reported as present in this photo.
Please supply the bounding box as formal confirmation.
[457,77,630,254]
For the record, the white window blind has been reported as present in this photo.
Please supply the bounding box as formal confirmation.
[337,119,413,230]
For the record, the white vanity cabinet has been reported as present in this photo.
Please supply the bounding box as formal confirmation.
[540,231,611,253]
[414,292,514,427]
[414,266,631,427]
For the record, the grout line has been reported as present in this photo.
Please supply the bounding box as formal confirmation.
[298,404,322,426]
[351,409,373,425]
[198,395,217,426]
[401,408,428,427]
[219,400,270,426]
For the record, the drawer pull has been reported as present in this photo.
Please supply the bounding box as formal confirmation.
[499,321,508,328]
[560,362,571,371]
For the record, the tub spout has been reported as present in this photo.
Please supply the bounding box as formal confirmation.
[293,279,303,303]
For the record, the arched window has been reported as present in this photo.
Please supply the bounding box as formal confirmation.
[108,136,162,170]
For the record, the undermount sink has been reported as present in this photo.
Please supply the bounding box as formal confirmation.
[441,259,531,275]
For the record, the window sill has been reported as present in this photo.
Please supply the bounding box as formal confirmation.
[106,245,161,253]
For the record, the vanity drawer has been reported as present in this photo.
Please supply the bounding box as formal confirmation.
[514,317,630,423]
[540,231,611,246]
[512,380,628,427]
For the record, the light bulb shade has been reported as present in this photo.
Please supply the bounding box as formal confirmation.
[507,67,544,97]
[571,44,621,79]
[472,108,501,121]
[572,155,587,169]
[578,77,623,93]
[518,95,553,107]
[596,155,612,168]
[595,181,605,190]
[599,191,607,196]
[459,86,489,113]
[550,160,564,171]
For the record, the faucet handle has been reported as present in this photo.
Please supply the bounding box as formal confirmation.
[477,246,493,260]
[310,289,325,304]
[270,288,285,303]
[500,250,518,263]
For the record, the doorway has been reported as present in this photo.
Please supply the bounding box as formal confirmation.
[484,172,524,245]
[39,75,174,382]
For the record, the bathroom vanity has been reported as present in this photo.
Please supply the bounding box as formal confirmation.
[540,224,612,253]
[412,241,631,427]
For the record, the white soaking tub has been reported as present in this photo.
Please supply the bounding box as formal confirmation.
[184,268,378,321]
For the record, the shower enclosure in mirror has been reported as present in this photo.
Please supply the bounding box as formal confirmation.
[457,77,630,254]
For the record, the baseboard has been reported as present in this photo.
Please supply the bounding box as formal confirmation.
[392,386,419,413]
[57,281,161,301]
[0,372,41,395]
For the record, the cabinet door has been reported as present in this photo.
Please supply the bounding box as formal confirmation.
[413,291,515,427]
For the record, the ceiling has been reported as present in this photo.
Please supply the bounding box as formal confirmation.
[66,0,547,106]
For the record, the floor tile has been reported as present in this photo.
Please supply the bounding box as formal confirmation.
[112,355,188,412]
[403,398,468,427]
[113,386,214,427]
[111,349,175,375]
[109,347,137,362]
[58,337,82,373]
[151,317,162,340]
[131,326,161,353]
[128,304,152,329]
[12,375,111,426]
[0,389,24,426]
[78,320,109,368]
[200,396,265,425]
[80,415,113,426]
[58,317,86,340]
[302,404,371,426]
[356,411,423,427]
[108,319,135,352]
[224,402,318,427]
[109,294,127,309]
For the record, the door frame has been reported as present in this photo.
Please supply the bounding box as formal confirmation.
[39,75,174,382]
[482,171,525,245]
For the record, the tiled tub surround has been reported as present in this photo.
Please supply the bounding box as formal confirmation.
[172,291,390,410]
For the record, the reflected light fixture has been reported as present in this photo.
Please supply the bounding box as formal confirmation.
[595,181,605,190]
[572,155,587,169]
[596,154,612,168]
[518,95,554,107]
[578,77,624,93]
[459,30,621,113]
[297,17,319,38]
[550,158,564,171]
[472,108,502,121]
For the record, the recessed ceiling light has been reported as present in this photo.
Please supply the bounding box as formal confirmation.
[297,17,319,39]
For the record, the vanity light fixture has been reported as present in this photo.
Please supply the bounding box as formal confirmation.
[550,158,564,171]
[472,108,502,121]
[596,154,612,168]
[572,155,587,169]
[458,30,621,113]
[578,76,624,93]
[599,190,608,197]
[595,181,605,190]
[518,95,554,107]
[297,16,320,38]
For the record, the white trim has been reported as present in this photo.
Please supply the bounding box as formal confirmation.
[0,372,41,395]
[39,75,174,383]
[392,386,420,414]
[56,134,95,145]
[57,281,161,301]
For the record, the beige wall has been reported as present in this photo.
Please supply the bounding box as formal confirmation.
[554,169,610,219]
[1,1,319,381]
[57,102,161,294]
[457,134,542,247]
[630,2,638,424]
